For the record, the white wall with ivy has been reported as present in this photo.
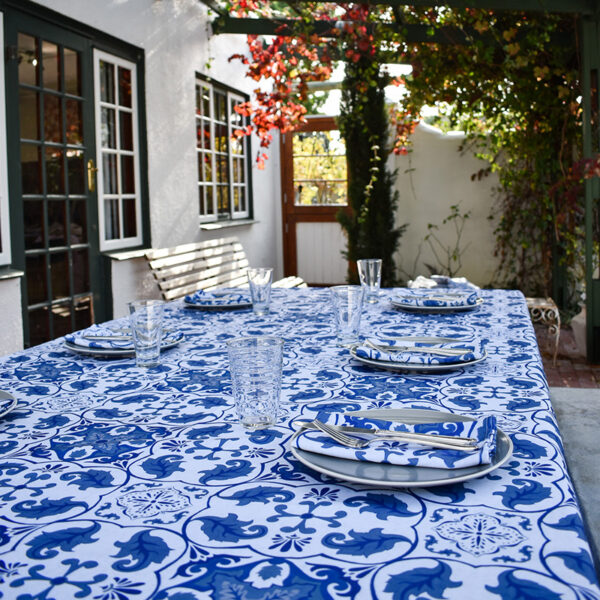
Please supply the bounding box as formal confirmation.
[393,122,500,286]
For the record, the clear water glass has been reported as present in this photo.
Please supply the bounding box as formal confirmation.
[227,336,283,429]
[330,285,365,347]
[247,267,273,316]
[128,299,164,368]
[357,258,382,304]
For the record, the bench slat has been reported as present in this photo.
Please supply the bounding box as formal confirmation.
[145,236,306,300]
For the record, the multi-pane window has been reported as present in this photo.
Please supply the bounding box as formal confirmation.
[94,50,141,250]
[196,78,249,221]
[0,15,10,266]
[292,129,347,206]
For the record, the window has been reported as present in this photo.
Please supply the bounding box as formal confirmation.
[196,77,250,222]
[94,50,142,250]
[0,13,11,266]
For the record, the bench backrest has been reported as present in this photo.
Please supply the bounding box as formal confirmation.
[146,236,249,300]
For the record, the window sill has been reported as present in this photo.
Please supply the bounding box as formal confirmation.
[104,248,149,261]
[0,267,24,280]
[199,219,258,231]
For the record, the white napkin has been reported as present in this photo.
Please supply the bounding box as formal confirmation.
[293,412,497,469]
[408,274,480,291]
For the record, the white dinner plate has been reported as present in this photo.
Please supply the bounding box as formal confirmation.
[349,345,487,373]
[0,390,18,418]
[391,296,484,313]
[64,333,182,358]
[290,408,512,488]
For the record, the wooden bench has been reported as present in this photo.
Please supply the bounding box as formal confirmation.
[145,236,306,301]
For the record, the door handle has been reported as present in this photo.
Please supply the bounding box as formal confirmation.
[87,159,98,192]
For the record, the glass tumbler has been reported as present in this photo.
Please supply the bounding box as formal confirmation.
[227,336,284,429]
[330,285,365,347]
[247,267,273,316]
[128,299,164,368]
[357,258,383,304]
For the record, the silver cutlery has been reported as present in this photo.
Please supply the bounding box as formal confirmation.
[82,334,132,341]
[302,420,477,445]
[309,420,478,451]
[364,339,469,357]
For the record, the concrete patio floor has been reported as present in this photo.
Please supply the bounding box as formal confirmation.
[535,325,600,573]
[549,387,600,573]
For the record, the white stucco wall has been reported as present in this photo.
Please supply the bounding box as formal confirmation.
[0,276,23,355]
[34,0,283,301]
[392,122,500,286]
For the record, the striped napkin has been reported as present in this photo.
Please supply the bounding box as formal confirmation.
[293,412,497,469]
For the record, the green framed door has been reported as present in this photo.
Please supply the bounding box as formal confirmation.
[4,10,102,347]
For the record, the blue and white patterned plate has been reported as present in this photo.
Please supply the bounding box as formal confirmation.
[0,390,17,418]
[290,409,513,488]
[391,296,484,313]
[350,345,487,372]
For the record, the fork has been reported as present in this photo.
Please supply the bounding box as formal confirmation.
[311,420,477,452]
[364,339,469,357]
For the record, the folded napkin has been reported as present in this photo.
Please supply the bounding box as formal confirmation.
[355,338,485,365]
[293,412,497,469]
[408,275,480,291]
[394,289,480,308]
[184,289,250,306]
[65,325,183,350]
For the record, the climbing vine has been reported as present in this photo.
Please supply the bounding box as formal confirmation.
[221,2,587,305]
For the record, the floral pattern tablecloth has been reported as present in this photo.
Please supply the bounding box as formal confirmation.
[0,288,597,599]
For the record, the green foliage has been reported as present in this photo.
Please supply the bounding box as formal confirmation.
[401,9,583,307]
[337,54,405,287]
[424,204,472,278]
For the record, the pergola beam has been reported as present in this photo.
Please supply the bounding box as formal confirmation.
[199,0,597,16]
[214,16,574,48]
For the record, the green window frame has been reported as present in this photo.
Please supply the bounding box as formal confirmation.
[196,76,250,222]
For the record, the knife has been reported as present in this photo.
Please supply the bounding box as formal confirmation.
[299,421,478,447]
[364,339,470,357]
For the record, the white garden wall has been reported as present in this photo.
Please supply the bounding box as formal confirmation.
[392,122,500,286]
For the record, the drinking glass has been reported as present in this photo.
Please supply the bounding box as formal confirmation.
[128,299,164,368]
[227,336,284,429]
[247,267,273,316]
[357,258,382,304]
[330,285,365,347]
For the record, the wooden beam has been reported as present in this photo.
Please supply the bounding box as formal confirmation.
[216,16,575,48]
[286,0,595,14]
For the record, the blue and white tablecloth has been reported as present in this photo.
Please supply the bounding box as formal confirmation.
[0,288,598,599]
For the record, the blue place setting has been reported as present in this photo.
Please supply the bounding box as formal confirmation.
[293,411,498,469]
[391,288,483,312]
[355,337,486,364]
[184,288,252,309]
[64,324,184,356]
